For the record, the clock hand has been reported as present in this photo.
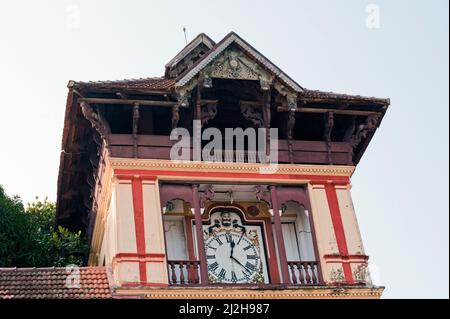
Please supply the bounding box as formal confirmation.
[230,256,251,274]
[236,232,245,245]
[230,238,235,258]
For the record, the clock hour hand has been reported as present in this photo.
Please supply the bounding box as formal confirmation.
[230,238,235,258]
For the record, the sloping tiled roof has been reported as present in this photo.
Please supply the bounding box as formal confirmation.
[302,89,390,105]
[165,33,216,69]
[70,77,175,91]
[0,267,112,299]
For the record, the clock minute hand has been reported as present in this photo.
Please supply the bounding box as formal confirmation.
[230,256,251,274]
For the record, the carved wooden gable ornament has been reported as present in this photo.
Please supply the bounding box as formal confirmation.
[174,32,303,110]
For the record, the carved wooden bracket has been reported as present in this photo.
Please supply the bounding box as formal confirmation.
[201,101,218,126]
[171,104,180,129]
[287,109,296,164]
[351,113,380,148]
[176,90,190,108]
[255,185,272,208]
[240,101,265,128]
[200,184,215,207]
[286,93,298,110]
[324,111,334,165]
[133,103,140,158]
[80,102,111,146]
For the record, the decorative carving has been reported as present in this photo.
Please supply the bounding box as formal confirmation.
[176,90,189,108]
[203,75,213,88]
[351,114,380,147]
[254,185,271,207]
[324,112,334,165]
[171,104,180,129]
[247,205,260,217]
[201,102,218,126]
[287,94,298,110]
[200,184,215,207]
[132,103,140,135]
[109,158,356,176]
[240,102,264,128]
[80,102,111,146]
[260,78,270,91]
[210,47,271,84]
[133,103,140,158]
[287,110,296,164]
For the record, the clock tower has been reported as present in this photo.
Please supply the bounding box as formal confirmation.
[56,32,389,298]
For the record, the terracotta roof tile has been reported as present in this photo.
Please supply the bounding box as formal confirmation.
[0,267,112,299]
[302,89,389,104]
[71,77,175,91]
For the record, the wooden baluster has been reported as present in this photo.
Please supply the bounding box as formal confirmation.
[297,262,305,284]
[303,262,312,284]
[179,261,185,285]
[310,263,318,284]
[189,261,196,284]
[289,263,297,284]
[194,261,200,284]
[170,262,177,285]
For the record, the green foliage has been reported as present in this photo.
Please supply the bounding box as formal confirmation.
[0,185,88,267]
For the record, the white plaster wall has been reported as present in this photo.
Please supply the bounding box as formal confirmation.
[142,181,169,284]
[336,187,365,255]
[307,184,339,283]
[142,182,166,254]
[116,181,137,253]
[115,262,140,284]
[308,185,339,255]
[98,183,118,266]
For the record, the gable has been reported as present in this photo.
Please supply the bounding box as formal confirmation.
[175,32,303,95]
[165,33,215,78]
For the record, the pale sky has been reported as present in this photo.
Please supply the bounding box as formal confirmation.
[0,0,448,298]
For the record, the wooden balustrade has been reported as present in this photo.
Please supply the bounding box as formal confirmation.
[107,134,354,165]
[168,260,320,286]
[287,261,320,285]
[168,260,201,285]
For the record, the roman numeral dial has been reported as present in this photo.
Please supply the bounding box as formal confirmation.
[205,231,261,284]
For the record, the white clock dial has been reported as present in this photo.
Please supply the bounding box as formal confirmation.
[205,231,260,284]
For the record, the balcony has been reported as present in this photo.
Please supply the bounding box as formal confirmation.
[287,261,320,285]
[167,259,321,286]
[107,134,353,165]
[168,260,201,286]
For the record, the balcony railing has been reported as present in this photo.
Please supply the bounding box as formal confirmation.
[108,134,354,165]
[168,260,201,285]
[287,261,320,285]
[168,259,321,286]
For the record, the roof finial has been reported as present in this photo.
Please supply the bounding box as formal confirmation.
[182,27,188,45]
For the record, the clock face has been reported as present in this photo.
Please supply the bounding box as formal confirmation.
[205,231,260,284]
[202,210,269,284]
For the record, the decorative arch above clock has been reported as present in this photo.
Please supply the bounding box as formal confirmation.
[204,202,271,220]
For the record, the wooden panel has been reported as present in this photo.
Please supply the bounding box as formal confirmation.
[107,134,353,165]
